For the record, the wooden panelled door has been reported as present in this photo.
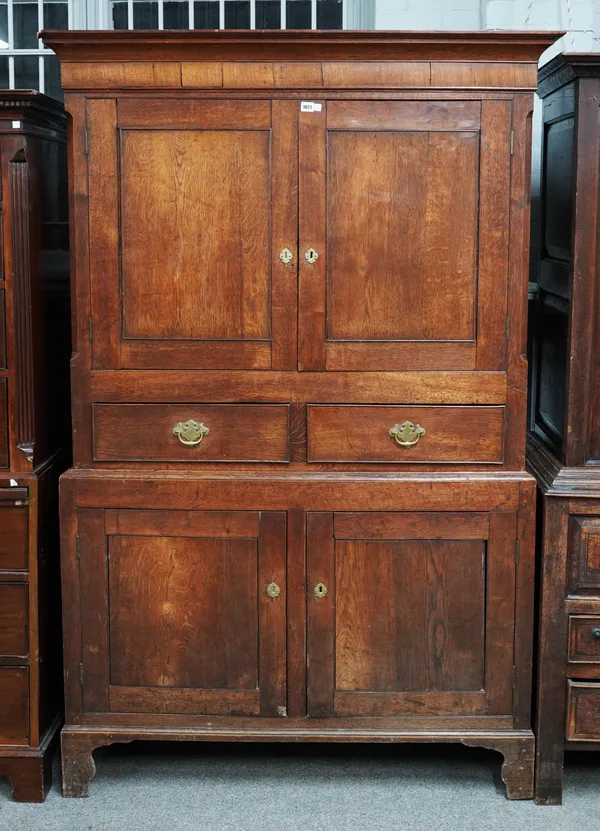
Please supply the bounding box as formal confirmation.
[298,99,513,372]
[307,511,517,717]
[87,97,298,371]
[77,509,287,717]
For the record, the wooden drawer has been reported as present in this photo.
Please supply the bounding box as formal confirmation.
[0,503,28,570]
[0,583,28,656]
[93,404,290,463]
[0,667,28,744]
[567,681,600,742]
[568,517,600,596]
[568,616,600,665]
[307,405,504,464]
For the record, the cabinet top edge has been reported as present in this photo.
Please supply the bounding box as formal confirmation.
[0,89,66,126]
[538,52,600,97]
[40,29,563,64]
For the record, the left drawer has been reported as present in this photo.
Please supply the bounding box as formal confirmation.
[93,404,290,463]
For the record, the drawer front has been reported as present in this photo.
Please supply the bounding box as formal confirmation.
[94,404,290,463]
[567,682,600,742]
[0,504,28,570]
[0,667,28,744]
[307,405,504,463]
[568,616,600,664]
[569,517,600,595]
[0,583,28,656]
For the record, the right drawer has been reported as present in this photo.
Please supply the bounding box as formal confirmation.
[307,405,504,464]
[567,681,600,742]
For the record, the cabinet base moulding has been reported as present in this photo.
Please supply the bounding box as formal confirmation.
[0,716,61,803]
[60,726,534,800]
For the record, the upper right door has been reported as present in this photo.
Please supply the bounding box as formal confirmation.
[298,99,512,373]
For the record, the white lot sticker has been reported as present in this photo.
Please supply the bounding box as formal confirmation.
[301,102,323,113]
[12,121,20,129]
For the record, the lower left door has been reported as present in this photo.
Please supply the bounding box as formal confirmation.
[77,508,287,718]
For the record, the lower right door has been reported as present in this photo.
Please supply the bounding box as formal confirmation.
[306,510,517,718]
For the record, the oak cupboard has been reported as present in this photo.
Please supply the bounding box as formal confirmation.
[41,29,559,799]
[528,54,600,805]
[0,92,70,802]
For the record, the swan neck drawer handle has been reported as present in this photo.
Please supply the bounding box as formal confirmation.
[172,420,210,447]
[389,422,426,448]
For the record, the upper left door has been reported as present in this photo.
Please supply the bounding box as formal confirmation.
[86,98,298,372]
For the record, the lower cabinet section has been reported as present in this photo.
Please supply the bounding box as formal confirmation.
[60,470,536,799]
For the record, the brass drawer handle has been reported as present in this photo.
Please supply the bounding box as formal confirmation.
[314,583,328,599]
[389,421,426,448]
[591,628,600,640]
[266,582,281,599]
[172,420,210,447]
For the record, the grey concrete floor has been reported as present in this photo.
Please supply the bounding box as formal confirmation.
[0,743,598,831]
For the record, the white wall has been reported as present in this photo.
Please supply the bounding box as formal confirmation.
[375,0,599,54]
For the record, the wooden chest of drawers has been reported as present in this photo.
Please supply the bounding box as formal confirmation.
[528,54,600,805]
[0,93,70,801]
[42,28,559,800]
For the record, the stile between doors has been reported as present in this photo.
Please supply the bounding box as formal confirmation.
[86,96,512,375]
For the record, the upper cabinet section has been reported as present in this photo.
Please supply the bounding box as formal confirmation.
[42,30,560,92]
[43,31,560,471]
[532,55,600,468]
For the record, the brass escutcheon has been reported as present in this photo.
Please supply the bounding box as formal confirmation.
[279,248,293,265]
[305,248,319,264]
[314,583,328,599]
[389,421,426,448]
[266,582,281,599]
[172,420,210,447]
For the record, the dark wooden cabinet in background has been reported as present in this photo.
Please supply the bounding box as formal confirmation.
[529,54,600,805]
[42,29,558,800]
[0,92,70,802]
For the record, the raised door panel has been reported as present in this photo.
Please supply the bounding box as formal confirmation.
[298,100,512,372]
[306,511,516,717]
[78,508,286,717]
[88,98,298,371]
